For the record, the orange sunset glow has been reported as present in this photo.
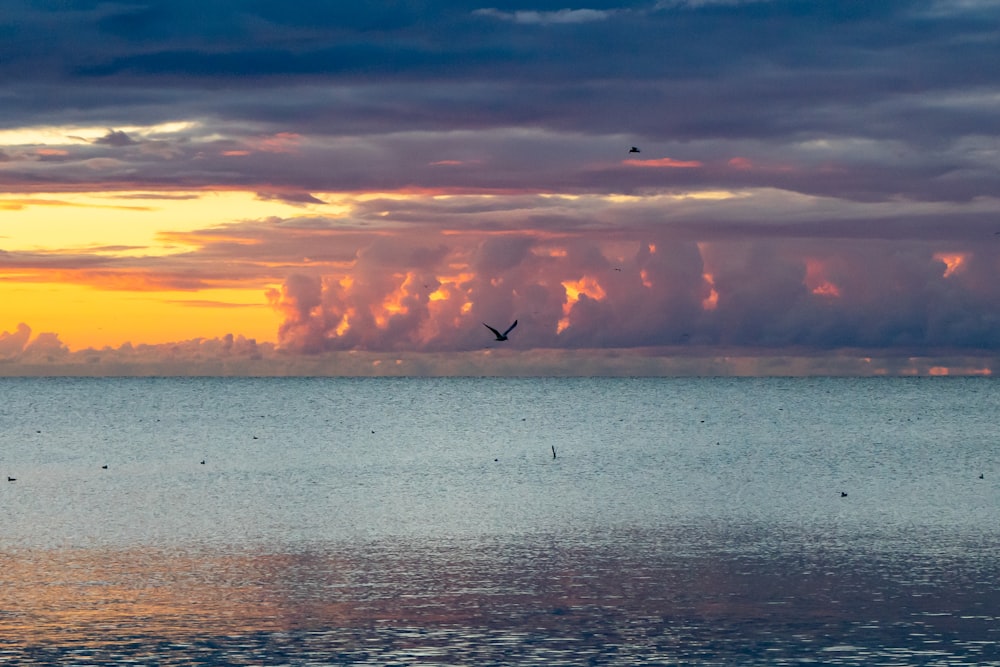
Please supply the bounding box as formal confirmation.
[934,252,968,278]
[1,189,305,350]
[804,258,842,299]
[701,273,719,311]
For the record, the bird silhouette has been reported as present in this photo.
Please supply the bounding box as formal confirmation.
[628,146,640,153]
[483,320,518,341]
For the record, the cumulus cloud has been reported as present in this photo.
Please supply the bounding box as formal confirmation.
[0,331,275,376]
[21,332,69,362]
[0,323,33,358]
[0,324,69,362]
[247,218,1000,357]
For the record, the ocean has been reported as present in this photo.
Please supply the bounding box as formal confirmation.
[1,377,997,665]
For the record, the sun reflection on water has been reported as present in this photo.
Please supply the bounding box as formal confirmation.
[2,528,999,665]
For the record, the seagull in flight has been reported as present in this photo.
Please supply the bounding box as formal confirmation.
[628,146,641,153]
[484,320,517,341]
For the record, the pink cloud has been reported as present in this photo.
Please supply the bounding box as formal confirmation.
[245,132,303,154]
[245,224,1000,357]
[0,323,33,358]
[728,156,754,170]
[726,156,795,173]
[140,210,1000,358]
[0,323,68,361]
[623,157,703,168]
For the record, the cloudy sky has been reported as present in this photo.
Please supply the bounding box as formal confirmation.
[2,0,1000,375]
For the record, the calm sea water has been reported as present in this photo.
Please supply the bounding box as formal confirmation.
[0,377,997,665]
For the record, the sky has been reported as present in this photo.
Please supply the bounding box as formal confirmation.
[3,0,1000,376]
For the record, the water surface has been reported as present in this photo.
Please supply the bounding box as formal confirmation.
[1,377,997,664]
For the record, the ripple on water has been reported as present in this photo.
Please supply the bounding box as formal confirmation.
[2,378,999,663]
[2,526,998,665]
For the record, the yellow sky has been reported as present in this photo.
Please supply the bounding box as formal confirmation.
[2,190,299,252]
[3,282,276,350]
[1,190,297,349]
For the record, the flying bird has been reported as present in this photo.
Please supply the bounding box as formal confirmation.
[628,146,640,153]
[484,320,518,341]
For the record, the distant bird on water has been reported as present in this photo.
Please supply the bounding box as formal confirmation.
[484,320,518,341]
[7,476,15,482]
[628,146,641,153]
